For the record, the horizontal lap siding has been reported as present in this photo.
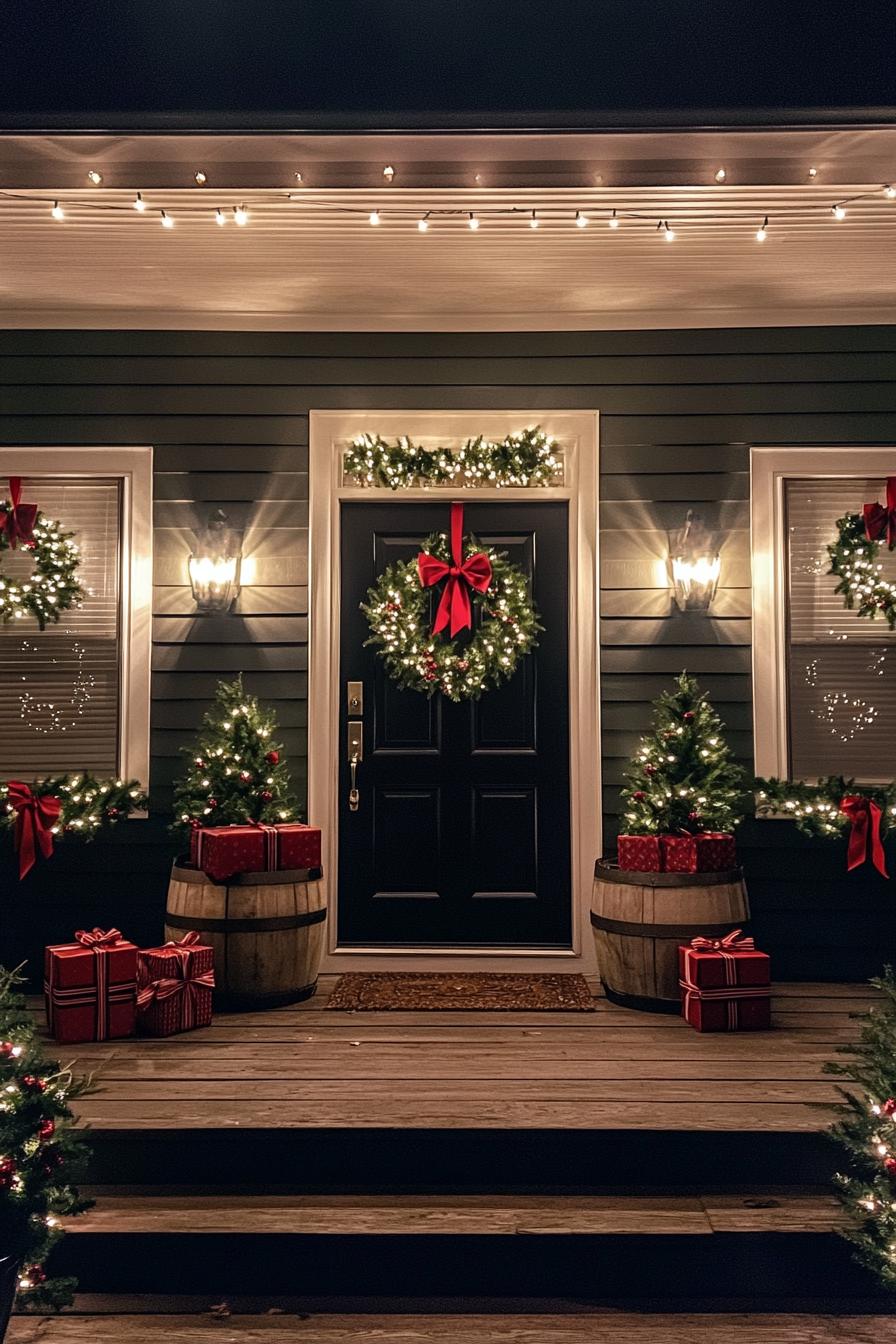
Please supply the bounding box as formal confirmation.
[1,326,895,978]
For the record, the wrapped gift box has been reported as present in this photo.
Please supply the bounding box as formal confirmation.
[617,835,664,872]
[189,822,322,882]
[679,932,771,1033]
[137,932,214,1037]
[663,832,737,873]
[44,928,137,1043]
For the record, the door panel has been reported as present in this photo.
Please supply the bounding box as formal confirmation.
[338,500,570,948]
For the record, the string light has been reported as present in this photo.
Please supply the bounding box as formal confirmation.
[86,170,103,185]
[160,210,174,229]
[368,209,380,226]
[756,216,768,242]
[608,209,620,230]
[575,210,588,228]
[215,208,226,226]
[661,220,676,241]
[50,201,64,221]
[417,214,429,232]
[832,204,847,220]
[886,185,896,200]
[714,167,727,182]
[294,172,303,184]
[468,212,479,231]
[529,210,539,229]
[133,192,146,212]
[382,165,395,182]
[194,171,207,186]
[233,204,249,226]
[808,166,818,178]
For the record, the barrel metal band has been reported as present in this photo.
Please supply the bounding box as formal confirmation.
[590,911,745,940]
[166,908,327,935]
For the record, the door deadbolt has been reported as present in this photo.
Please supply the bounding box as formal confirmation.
[347,681,363,715]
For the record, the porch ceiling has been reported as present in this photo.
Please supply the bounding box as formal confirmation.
[2,128,896,330]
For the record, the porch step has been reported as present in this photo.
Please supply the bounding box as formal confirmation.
[48,1187,887,1302]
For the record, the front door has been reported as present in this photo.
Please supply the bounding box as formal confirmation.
[337,500,570,948]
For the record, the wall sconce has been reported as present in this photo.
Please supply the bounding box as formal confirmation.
[667,511,721,613]
[188,510,243,613]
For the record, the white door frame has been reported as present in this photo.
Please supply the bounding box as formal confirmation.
[308,410,601,973]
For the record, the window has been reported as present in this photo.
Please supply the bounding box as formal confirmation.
[751,447,896,784]
[0,449,152,786]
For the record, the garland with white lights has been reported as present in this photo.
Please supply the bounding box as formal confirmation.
[828,496,896,630]
[0,494,83,631]
[362,529,541,702]
[343,426,562,490]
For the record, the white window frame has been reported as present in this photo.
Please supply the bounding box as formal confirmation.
[0,447,153,788]
[751,445,896,781]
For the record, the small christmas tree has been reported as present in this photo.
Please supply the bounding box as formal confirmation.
[0,964,92,1312]
[620,672,749,835]
[172,675,298,833]
[826,968,896,1289]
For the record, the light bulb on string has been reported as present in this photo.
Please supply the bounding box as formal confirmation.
[808,166,818,179]
[608,209,620,230]
[87,170,103,185]
[832,204,846,220]
[215,208,226,226]
[194,171,207,186]
[368,209,380,226]
[468,212,479,231]
[383,165,395,182]
[885,185,896,200]
[575,210,588,228]
[233,204,249,226]
[160,210,174,229]
[529,210,539,230]
[417,214,429,232]
[50,201,65,221]
[133,192,146,212]
[661,220,676,242]
[714,167,727,182]
[755,216,769,242]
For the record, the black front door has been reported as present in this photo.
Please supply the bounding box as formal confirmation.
[338,500,570,948]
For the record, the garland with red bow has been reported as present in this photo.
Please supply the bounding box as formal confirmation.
[361,504,541,701]
[0,774,148,879]
[755,775,895,878]
[828,476,896,629]
[0,478,84,629]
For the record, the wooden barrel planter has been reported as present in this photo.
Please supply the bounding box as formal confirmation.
[166,860,326,1010]
[591,860,750,1013]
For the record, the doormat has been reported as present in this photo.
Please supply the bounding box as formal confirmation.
[326,972,596,1012]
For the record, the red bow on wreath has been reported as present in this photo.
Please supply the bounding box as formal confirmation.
[0,478,38,550]
[840,795,889,879]
[863,477,896,550]
[417,502,493,638]
[7,781,61,880]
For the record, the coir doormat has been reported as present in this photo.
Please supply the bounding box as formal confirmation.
[326,972,596,1012]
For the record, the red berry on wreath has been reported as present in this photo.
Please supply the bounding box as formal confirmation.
[38,1119,55,1141]
[0,1158,16,1189]
[20,1265,45,1287]
[644,765,657,776]
[260,790,273,803]
[633,791,646,801]
[885,1157,896,1176]
[105,806,119,819]
[265,750,279,765]
[0,1041,16,1059]
[683,711,695,722]
[688,812,702,825]
[207,798,217,809]
[21,1075,45,1092]
[239,771,252,783]
[883,1098,896,1116]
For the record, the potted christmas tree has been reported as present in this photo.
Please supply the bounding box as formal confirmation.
[0,965,92,1339]
[167,676,324,1010]
[591,673,751,1011]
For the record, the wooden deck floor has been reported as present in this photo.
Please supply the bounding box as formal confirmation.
[47,977,875,1133]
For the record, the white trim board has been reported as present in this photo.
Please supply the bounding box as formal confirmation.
[0,446,153,790]
[309,410,601,973]
[750,444,895,783]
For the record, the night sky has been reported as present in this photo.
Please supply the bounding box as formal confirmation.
[1,0,894,127]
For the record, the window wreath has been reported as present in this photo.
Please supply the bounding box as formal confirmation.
[828,475,896,629]
[0,479,84,630]
[361,502,541,702]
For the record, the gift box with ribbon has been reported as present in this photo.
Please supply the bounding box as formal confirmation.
[662,832,737,874]
[189,822,322,883]
[678,930,771,1033]
[137,931,215,1037]
[44,928,138,1043]
[617,835,665,872]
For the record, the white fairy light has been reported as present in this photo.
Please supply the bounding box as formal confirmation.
[50,201,64,221]
[133,192,146,212]
[575,210,588,228]
[368,210,380,226]
[755,216,768,242]
[608,209,620,229]
[160,210,174,229]
[233,204,249,226]
[468,213,479,231]
[832,204,847,220]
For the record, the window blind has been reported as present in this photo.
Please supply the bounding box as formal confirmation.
[0,478,121,777]
[785,477,896,783]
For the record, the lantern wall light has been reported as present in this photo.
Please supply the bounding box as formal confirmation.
[188,510,243,613]
[667,511,721,613]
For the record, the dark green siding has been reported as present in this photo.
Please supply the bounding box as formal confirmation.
[1,326,895,979]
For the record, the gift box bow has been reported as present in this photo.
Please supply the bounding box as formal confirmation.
[688,929,754,952]
[137,931,215,1030]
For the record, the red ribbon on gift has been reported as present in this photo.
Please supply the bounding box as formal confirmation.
[863,477,896,550]
[840,795,889,878]
[7,781,61,879]
[137,931,215,1031]
[75,927,124,948]
[417,502,492,638]
[70,929,128,1039]
[0,479,38,550]
[689,929,755,952]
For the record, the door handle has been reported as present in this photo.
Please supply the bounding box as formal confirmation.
[347,720,363,812]
[349,753,360,812]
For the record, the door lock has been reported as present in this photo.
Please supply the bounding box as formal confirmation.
[347,681,363,715]
[347,720,363,812]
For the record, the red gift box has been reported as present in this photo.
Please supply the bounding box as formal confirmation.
[44,928,137,1043]
[189,822,322,882]
[137,932,215,1037]
[663,832,737,873]
[678,930,771,1032]
[617,835,664,872]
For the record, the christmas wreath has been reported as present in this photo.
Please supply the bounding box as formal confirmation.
[362,503,541,702]
[0,479,84,630]
[827,476,896,629]
[344,425,562,490]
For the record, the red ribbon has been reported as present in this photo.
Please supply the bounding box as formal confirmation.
[75,927,124,948]
[137,932,215,1031]
[7,782,61,880]
[0,479,38,550]
[417,502,492,638]
[840,796,889,878]
[689,929,755,951]
[863,477,896,550]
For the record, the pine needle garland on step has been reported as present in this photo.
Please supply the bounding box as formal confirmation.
[620,672,749,834]
[172,675,298,834]
[826,968,896,1289]
[0,964,92,1311]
